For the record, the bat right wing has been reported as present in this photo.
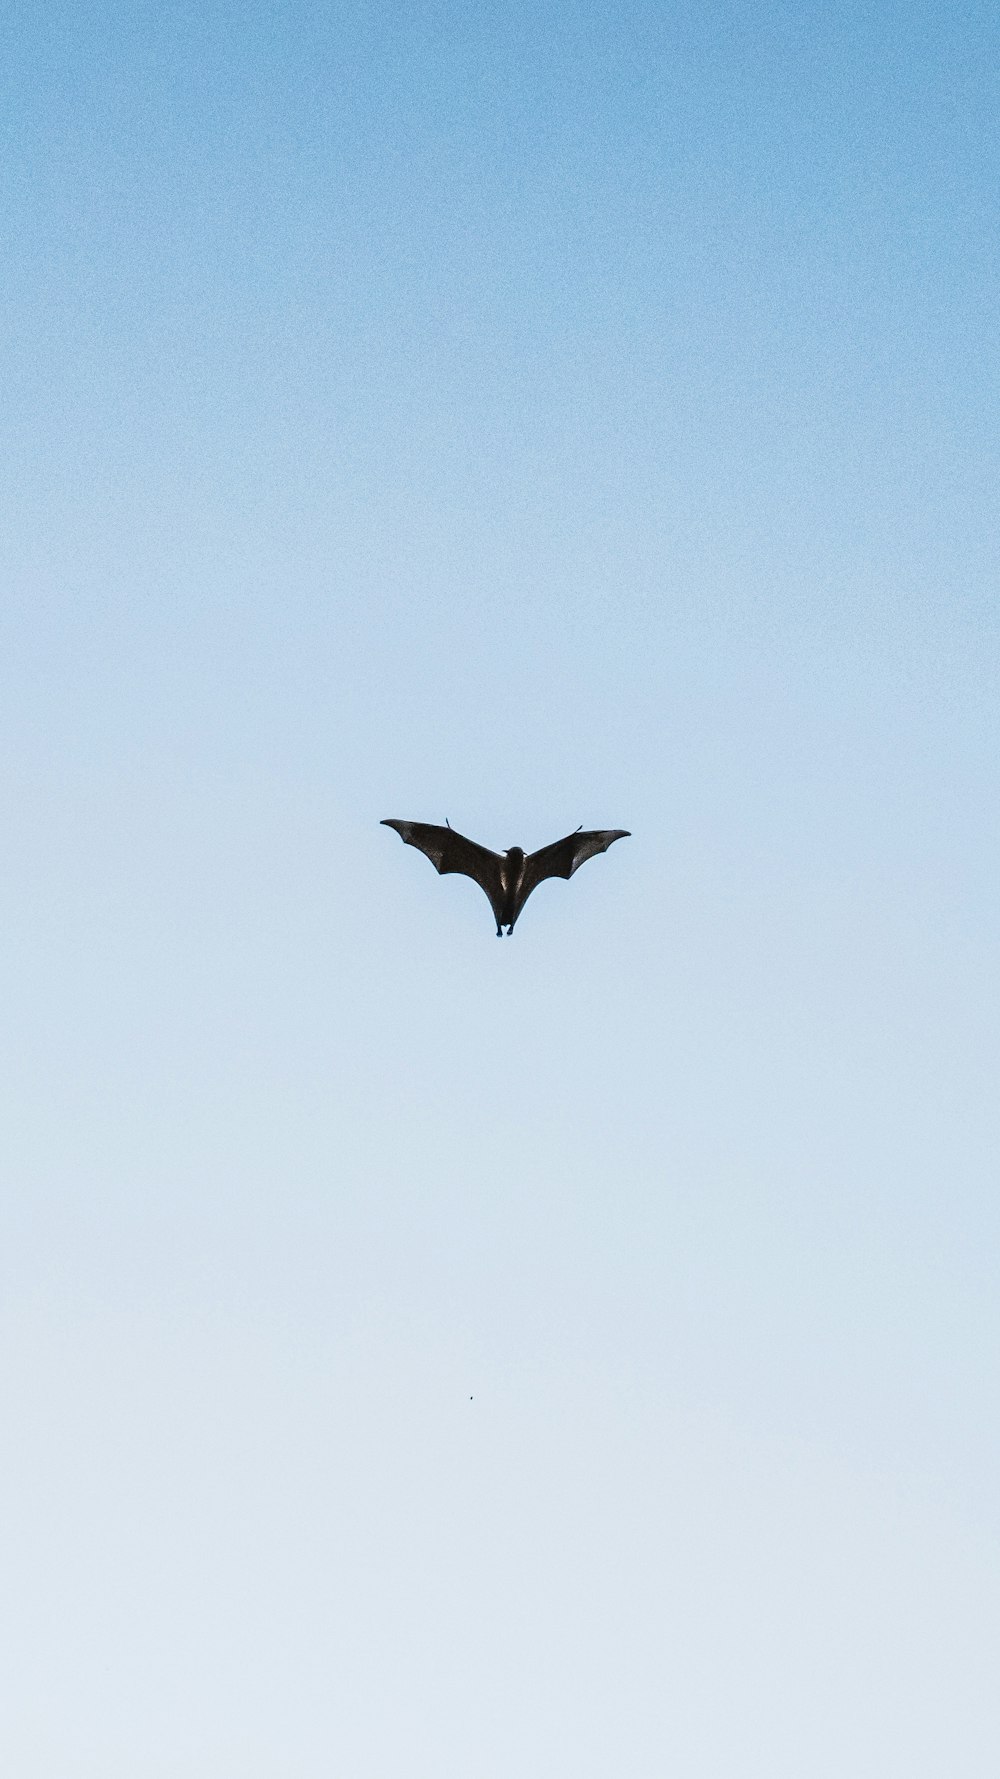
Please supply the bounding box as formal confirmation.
[516,827,630,917]
[381,820,504,925]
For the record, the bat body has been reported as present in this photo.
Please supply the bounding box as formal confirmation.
[381,819,630,934]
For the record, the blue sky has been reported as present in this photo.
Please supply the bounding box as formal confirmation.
[2,2,999,1773]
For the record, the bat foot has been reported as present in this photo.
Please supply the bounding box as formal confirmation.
[496,927,503,937]
[506,926,514,936]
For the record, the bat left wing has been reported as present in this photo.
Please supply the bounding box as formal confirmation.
[381,819,505,925]
[515,827,630,919]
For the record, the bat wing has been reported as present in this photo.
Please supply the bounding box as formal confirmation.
[516,827,630,919]
[381,820,504,924]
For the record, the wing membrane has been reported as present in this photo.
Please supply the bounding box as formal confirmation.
[381,820,504,924]
[516,828,630,917]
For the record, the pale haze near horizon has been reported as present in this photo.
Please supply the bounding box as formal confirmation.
[2,2,999,1773]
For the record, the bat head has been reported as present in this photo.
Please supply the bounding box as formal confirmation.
[504,845,525,864]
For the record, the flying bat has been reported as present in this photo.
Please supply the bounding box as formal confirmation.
[381,819,630,934]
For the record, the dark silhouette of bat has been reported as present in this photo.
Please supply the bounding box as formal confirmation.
[381,819,630,934]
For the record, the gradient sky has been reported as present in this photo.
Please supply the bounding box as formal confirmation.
[2,2,999,1773]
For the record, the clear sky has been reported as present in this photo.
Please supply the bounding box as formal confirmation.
[2,2,999,1773]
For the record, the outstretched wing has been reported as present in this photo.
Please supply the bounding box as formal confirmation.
[516,827,630,919]
[381,820,504,924]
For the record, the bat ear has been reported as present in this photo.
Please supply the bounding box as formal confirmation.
[446,818,451,828]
